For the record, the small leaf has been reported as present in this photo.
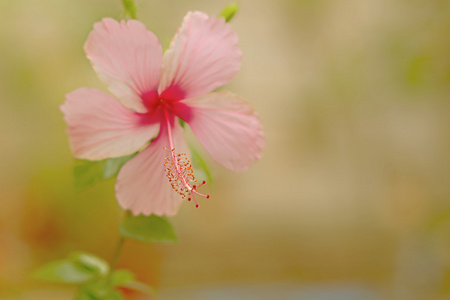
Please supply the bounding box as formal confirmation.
[219,2,239,22]
[121,281,155,296]
[108,269,155,296]
[122,0,137,19]
[77,280,123,300]
[73,159,105,191]
[75,289,97,300]
[109,269,135,286]
[33,260,95,284]
[179,118,186,128]
[69,252,110,276]
[103,154,136,179]
[120,214,177,243]
[190,145,213,187]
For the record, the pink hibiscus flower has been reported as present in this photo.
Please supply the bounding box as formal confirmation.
[61,12,265,216]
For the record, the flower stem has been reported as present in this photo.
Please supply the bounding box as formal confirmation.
[111,236,125,270]
[111,211,130,270]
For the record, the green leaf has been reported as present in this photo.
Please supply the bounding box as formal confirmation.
[69,252,109,276]
[120,214,177,243]
[75,289,97,300]
[109,269,135,286]
[179,118,186,128]
[121,281,155,296]
[190,145,213,187]
[219,2,239,22]
[76,280,123,300]
[122,0,137,19]
[73,159,105,191]
[33,260,96,284]
[34,251,111,285]
[73,153,136,189]
[103,154,136,179]
[109,269,154,296]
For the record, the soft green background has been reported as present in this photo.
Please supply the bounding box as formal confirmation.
[1,0,450,299]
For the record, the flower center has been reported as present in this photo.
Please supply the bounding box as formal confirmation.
[141,86,186,110]
[140,87,192,123]
[162,107,209,207]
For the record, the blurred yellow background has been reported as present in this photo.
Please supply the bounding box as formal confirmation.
[1,0,450,299]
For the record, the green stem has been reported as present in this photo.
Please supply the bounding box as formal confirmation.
[111,236,125,270]
[111,211,130,270]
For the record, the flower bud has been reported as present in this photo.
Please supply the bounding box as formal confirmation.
[219,2,239,22]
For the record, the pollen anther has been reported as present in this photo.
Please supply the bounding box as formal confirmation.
[163,147,209,207]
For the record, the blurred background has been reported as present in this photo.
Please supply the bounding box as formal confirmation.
[1,0,450,299]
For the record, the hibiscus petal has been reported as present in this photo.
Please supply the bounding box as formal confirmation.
[158,12,241,100]
[184,91,265,172]
[115,121,189,216]
[61,88,160,160]
[85,18,162,113]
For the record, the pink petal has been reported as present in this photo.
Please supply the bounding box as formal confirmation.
[61,88,160,160]
[115,121,189,216]
[158,12,241,100]
[85,18,163,113]
[184,91,265,172]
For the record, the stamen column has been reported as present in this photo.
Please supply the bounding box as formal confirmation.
[162,107,209,207]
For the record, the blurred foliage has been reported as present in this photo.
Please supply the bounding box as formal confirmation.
[34,251,154,299]
[73,154,135,191]
[73,160,105,191]
[121,0,137,19]
[103,154,136,180]
[120,214,177,243]
[189,144,214,188]
[219,2,239,22]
